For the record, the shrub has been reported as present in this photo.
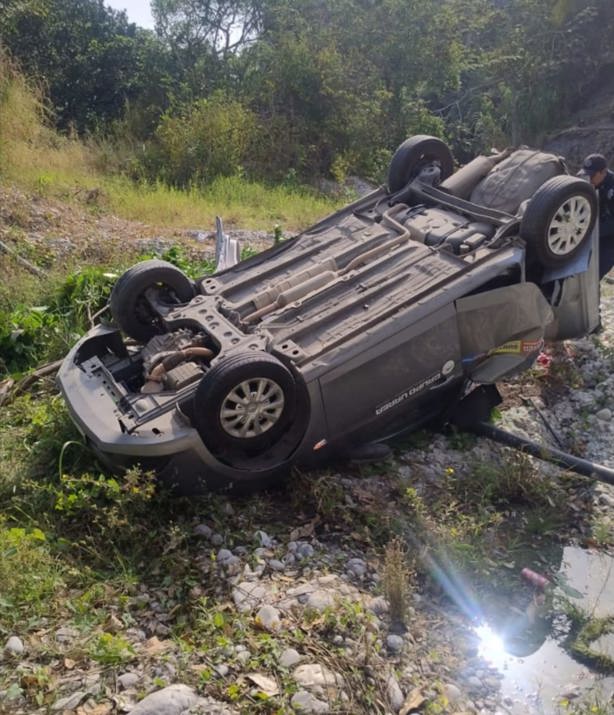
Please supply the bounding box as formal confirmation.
[144,93,257,188]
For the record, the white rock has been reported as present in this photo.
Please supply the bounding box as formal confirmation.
[305,590,334,611]
[291,689,330,713]
[52,691,87,711]
[256,605,281,631]
[366,596,389,616]
[236,650,250,665]
[217,548,234,564]
[443,682,462,703]
[232,582,267,612]
[54,626,79,643]
[280,648,302,668]
[293,663,343,699]
[4,636,24,655]
[385,671,404,712]
[129,684,201,715]
[346,558,367,578]
[118,672,140,690]
[596,408,612,421]
[254,530,273,547]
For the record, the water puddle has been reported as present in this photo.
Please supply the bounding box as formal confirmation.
[475,546,614,713]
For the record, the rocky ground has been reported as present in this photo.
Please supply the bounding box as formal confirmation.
[1,185,614,715]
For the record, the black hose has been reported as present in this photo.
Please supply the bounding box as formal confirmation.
[469,421,614,486]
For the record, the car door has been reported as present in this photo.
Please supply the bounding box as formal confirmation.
[541,229,600,340]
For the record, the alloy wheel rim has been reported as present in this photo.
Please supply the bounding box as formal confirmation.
[220,378,285,438]
[547,195,592,255]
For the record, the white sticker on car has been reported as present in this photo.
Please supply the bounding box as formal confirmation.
[375,371,443,416]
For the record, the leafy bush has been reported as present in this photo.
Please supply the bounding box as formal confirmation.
[144,94,257,188]
[53,266,116,332]
[0,305,62,375]
[0,266,117,376]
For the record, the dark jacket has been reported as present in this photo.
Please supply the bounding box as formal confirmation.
[598,169,614,219]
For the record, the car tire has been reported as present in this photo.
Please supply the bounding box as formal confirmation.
[520,176,597,268]
[388,135,454,193]
[193,352,297,454]
[110,259,195,342]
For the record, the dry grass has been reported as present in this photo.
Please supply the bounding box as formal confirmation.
[382,537,413,625]
[0,51,339,232]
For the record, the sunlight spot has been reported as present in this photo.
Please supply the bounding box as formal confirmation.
[475,623,508,667]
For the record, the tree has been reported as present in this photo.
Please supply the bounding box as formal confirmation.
[0,0,176,132]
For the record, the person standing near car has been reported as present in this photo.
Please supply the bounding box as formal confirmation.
[578,153,614,279]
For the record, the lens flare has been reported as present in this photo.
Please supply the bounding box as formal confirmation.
[475,623,508,667]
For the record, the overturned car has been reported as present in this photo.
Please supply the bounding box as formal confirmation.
[58,137,600,493]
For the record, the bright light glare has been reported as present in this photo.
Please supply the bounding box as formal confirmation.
[475,623,508,666]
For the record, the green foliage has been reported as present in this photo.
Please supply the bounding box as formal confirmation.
[0,305,60,375]
[0,266,117,376]
[53,266,116,331]
[144,94,257,187]
[155,245,216,279]
[88,632,136,665]
[0,520,66,630]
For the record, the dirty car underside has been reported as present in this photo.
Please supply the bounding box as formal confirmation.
[58,137,601,493]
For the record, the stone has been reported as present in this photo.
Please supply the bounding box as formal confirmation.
[596,408,612,421]
[280,648,302,668]
[54,626,80,644]
[52,690,87,711]
[293,663,343,699]
[397,465,413,480]
[386,634,404,654]
[118,672,140,690]
[254,530,273,547]
[214,664,229,677]
[221,555,241,576]
[236,650,250,665]
[305,589,335,611]
[211,533,224,546]
[297,542,315,558]
[4,636,24,655]
[366,596,389,616]
[346,558,367,578]
[443,682,462,703]
[193,524,213,539]
[255,605,281,631]
[268,559,285,572]
[385,671,404,712]
[466,675,483,690]
[232,582,267,613]
[217,548,234,564]
[291,689,330,713]
[129,684,201,715]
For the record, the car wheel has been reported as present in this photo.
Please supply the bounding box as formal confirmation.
[110,259,195,342]
[388,135,454,193]
[520,176,597,268]
[193,352,297,453]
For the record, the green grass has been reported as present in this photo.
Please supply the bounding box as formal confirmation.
[102,175,339,231]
